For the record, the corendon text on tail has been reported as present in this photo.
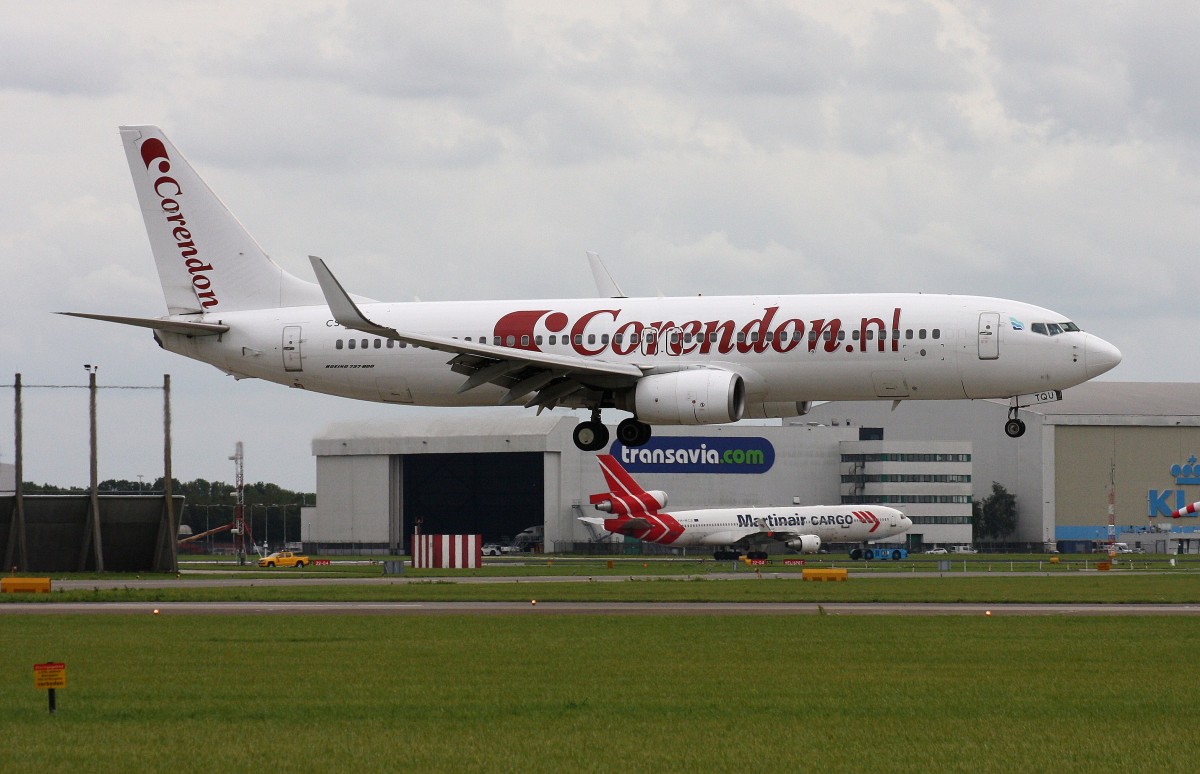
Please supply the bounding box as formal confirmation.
[63,125,1123,452]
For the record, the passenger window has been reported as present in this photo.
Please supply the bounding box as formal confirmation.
[399,341,407,348]
[614,334,622,345]
[905,330,913,340]
[737,332,747,343]
[932,329,940,340]
[838,331,845,341]
[809,331,817,342]
[387,339,395,348]
[505,335,515,346]
[535,335,542,345]
[574,334,583,345]
[822,331,831,341]
[361,339,368,349]
[764,331,773,342]
[374,339,382,349]
[588,334,596,345]
[750,332,759,343]
[602,334,610,344]
[549,335,556,345]
[336,339,344,350]
[521,335,529,347]
[852,330,860,340]
[493,336,501,345]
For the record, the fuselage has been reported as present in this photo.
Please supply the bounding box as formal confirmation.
[600,504,911,547]
[157,292,1121,409]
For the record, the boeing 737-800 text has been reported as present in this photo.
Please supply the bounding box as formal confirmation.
[64,126,1122,451]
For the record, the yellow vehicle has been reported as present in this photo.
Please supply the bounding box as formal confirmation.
[258,551,310,568]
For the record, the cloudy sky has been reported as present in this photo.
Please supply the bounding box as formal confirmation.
[2,1,1197,491]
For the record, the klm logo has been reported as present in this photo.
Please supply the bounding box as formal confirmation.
[1174,456,1200,485]
[1148,454,1199,517]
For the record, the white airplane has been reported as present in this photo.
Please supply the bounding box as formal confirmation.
[581,454,911,559]
[64,126,1122,451]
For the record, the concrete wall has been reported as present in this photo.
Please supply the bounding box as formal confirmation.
[312,454,393,546]
[1055,425,1200,527]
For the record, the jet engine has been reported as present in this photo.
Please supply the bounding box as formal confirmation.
[785,535,821,553]
[743,400,812,419]
[631,369,745,425]
[592,490,668,513]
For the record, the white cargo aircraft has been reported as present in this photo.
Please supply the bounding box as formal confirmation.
[64,126,1122,451]
[582,454,911,560]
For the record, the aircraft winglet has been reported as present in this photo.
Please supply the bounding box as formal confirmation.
[587,251,626,298]
[309,256,393,337]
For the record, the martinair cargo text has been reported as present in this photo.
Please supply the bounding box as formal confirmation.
[64,126,1123,451]
[582,454,911,560]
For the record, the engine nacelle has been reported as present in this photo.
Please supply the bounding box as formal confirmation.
[592,490,668,513]
[785,535,821,553]
[743,400,812,419]
[633,369,745,425]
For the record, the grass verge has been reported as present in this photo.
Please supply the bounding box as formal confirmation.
[2,615,1195,773]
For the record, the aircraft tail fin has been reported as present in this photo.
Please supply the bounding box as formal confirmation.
[588,454,668,515]
[119,125,327,314]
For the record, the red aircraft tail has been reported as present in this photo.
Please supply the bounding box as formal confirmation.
[588,454,668,516]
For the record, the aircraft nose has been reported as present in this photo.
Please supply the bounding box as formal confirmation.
[1084,334,1122,379]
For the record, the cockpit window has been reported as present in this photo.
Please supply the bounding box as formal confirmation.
[1030,321,1081,336]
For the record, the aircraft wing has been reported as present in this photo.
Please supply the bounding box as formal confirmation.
[309,256,646,410]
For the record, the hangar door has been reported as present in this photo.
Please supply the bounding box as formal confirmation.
[402,453,544,548]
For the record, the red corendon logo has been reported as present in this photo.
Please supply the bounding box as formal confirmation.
[139,137,218,309]
[493,307,903,357]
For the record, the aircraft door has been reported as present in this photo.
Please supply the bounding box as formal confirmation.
[977,313,999,360]
[283,325,303,372]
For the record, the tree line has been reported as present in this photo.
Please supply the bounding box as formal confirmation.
[20,478,314,544]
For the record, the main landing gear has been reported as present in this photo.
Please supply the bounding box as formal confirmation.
[572,409,653,451]
[713,549,767,561]
[573,409,609,452]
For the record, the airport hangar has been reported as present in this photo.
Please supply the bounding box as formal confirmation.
[302,382,1200,555]
[804,381,1200,552]
[303,414,972,555]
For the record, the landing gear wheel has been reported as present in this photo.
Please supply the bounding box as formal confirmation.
[1004,418,1026,438]
[573,421,610,451]
[616,418,653,447]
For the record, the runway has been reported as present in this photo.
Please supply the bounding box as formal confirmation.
[3,601,1200,616]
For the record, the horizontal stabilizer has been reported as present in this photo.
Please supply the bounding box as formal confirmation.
[59,312,229,335]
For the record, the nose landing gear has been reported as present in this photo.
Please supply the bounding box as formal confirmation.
[1004,405,1026,438]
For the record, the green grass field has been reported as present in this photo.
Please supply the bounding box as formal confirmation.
[6,571,1200,604]
[3,614,1197,773]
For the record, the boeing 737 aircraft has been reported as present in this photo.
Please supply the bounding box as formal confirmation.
[581,454,911,559]
[65,126,1122,451]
